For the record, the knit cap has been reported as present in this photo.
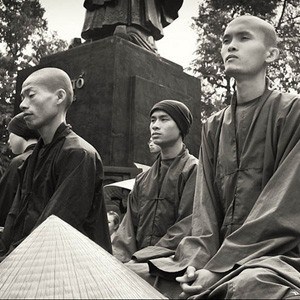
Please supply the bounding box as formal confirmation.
[150,100,193,137]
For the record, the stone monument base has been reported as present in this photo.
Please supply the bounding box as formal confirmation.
[16,36,202,183]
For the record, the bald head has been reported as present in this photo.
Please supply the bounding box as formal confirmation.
[226,15,278,48]
[23,67,74,110]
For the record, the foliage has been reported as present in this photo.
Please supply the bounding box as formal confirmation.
[0,0,68,174]
[189,0,300,119]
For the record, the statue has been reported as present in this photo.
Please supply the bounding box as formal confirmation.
[81,0,184,52]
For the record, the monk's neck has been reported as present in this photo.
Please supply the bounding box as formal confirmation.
[235,74,266,104]
[160,140,183,160]
[39,115,66,145]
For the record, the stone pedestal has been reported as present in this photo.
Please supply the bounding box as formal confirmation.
[16,37,201,175]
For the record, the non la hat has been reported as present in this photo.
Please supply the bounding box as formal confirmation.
[0,216,165,299]
[7,113,40,140]
[150,100,193,137]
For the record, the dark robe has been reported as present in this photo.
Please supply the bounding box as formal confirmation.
[112,145,198,263]
[81,0,183,40]
[0,124,111,257]
[0,144,36,226]
[148,83,300,298]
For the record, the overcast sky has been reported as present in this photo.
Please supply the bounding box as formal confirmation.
[39,0,201,72]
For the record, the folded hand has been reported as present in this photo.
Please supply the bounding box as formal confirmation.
[176,267,223,299]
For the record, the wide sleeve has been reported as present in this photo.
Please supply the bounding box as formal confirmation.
[206,139,300,272]
[0,159,21,226]
[0,184,22,257]
[112,181,139,262]
[32,147,111,252]
[205,99,300,273]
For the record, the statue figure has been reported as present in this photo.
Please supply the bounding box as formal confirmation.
[81,0,184,52]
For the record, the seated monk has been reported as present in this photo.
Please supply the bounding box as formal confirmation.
[112,100,198,288]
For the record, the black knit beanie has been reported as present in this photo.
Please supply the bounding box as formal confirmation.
[8,113,40,140]
[150,100,193,137]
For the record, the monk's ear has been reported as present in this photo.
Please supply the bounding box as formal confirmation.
[265,47,279,63]
[56,89,67,105]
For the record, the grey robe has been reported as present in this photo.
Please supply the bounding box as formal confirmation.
[149,84,300,298]
[112,146,198,263]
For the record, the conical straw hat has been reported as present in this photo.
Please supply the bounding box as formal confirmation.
[0,215,166,299]
[104,178,135,191]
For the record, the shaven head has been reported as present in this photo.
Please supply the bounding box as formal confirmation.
[227,15,278,48]
[23,67,74,110]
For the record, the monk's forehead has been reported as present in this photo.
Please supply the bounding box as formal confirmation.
[22,71,57,91]
[225,16,269,36]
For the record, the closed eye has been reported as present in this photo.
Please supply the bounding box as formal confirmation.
[241,36,250,40]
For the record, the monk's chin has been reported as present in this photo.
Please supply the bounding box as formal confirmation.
[224,68,246,79]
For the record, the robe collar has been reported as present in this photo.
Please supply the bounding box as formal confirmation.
[231,78,274,109]
[21,123,72,194]
[229,78,274,167]
[23,143,37,153]
[39,123,72,148]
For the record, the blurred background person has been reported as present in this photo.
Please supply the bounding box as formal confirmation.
[148,137,161,155]
[107,210,120,240]
[0,113,39,227]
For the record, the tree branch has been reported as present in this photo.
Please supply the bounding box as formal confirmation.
[276,0,288,29]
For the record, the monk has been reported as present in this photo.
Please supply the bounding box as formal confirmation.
[112,100,198,268]
[112,100,198,298]
[148,15,300,299]
[0,67,111,258]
